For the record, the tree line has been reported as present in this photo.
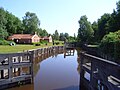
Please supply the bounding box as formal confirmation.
[77,0,120,63]
[0,7,76,42]
[77,0,120,44]
[0,7,49,39]
[52,30,76,42]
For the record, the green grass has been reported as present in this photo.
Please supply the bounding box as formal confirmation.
[0,43,63,54]
[0,45,41,53]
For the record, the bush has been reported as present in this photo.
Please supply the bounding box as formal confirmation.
[55,42,60,45]
[0,39,16,45]
[40,40,48,45]
[99,30,120,63]
[33,42,41,46]
[0,39,10,45]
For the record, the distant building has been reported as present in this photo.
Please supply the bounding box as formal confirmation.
[8,33,53,44]
[42,35,52,43]
[8,33,40,44]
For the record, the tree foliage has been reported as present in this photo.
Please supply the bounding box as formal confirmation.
[0,7,49,40]
[53,30,59,40]
[91,0,120,43]
[59,33,65,41]
[77,15,94,43]
[22,12,40,34]
[0,8,8,39]
[64,33,69,40]
[96,13,111,41]
[0,26,8,39]
[6,11,23,35]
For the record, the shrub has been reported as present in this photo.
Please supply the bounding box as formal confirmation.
[0,39,16,45]
[40,40,48,45]
[0,39,10,45]
[55,42,60,45]
[32,42,41,46]
[99,30,120,63]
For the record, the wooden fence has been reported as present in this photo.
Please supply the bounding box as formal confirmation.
[80,52,120,90]
[0,46,64,90]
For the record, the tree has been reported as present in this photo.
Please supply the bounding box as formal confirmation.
[0,8,8,39]
[42,29,48,36]
[107,10,118,32]
[74,33,77,40]
[0,26,8,39]
[77,15,94,43]
[107,1,120,34]
[68,36,76,42]
[53,30,59,40]
[5,11,23,35]
[92,21,98,42]
[116,0,120,12]
[37,28,48,37]
[59,33,65,41]
[64,33,69,40]
[96,13,111,42]
[22,12,40,34]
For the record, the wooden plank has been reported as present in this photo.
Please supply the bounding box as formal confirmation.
[0,65,9,70]
[0,75,32,85]
[12,63,32,68]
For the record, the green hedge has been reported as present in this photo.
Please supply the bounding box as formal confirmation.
[99,30,120,63]
[32,40,48,46]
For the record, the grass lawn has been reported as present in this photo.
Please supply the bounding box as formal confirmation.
[0,42,63,54]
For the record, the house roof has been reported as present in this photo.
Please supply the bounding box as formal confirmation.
[8,34,33,40]
[43,36,49,39]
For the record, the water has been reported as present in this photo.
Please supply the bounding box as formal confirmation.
[8,49,80,90]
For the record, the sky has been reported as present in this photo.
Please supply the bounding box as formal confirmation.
[0,0,118,36]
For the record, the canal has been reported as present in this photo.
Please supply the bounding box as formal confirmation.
[8,49,80,90]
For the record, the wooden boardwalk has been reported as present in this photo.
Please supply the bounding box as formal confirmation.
[0,46,64,90]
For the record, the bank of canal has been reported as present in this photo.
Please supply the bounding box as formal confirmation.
[8,50,80,90]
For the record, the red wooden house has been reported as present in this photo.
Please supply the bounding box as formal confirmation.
[8,33,53,44]
[8,33,40,44]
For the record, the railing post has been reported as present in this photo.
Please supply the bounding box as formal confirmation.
[80,52,88,90]
[8,56,13,79]
[29,51,34,83]
[1,70,4,79]
[90,60,98,90]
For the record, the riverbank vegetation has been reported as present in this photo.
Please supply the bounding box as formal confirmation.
[77,0,120,63]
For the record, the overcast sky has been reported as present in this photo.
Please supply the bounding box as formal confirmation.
[0,0,118,36]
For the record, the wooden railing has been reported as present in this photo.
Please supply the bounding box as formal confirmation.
[0,51,34,89]
[80,52,120,90]
[0,46,64,90]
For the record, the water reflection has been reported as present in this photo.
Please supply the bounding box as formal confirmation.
[64,49,75,58]
[34,49,79,90]
[8,49,81,90]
